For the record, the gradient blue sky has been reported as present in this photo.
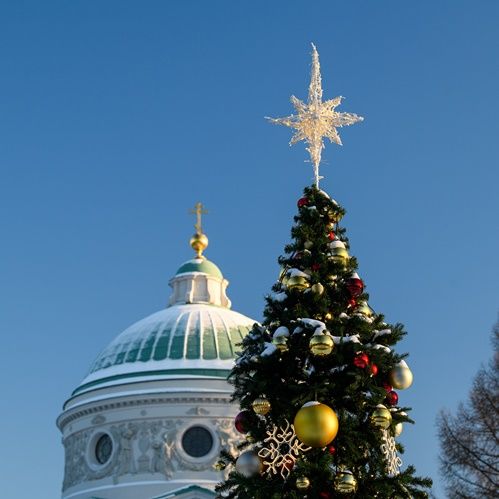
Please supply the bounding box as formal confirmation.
[1,2,498,497]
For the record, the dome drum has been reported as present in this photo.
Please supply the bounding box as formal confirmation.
[58,246,256,498]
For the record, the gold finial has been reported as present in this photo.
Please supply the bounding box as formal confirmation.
[266,43,364,188]
[189,202,209,258]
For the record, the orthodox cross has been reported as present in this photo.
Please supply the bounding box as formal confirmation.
[189,202,208,235]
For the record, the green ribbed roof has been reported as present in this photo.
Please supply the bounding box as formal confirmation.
[175,258,223,279]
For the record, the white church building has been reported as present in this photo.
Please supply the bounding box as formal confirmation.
[57,219,255,499]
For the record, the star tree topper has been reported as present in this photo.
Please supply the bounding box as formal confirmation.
[267,44,364,187]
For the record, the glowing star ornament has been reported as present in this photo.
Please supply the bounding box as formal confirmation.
[267,44,363,187]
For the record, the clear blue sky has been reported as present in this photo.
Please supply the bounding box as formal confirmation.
[1,1,498,497]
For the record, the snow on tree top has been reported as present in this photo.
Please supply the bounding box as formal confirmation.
[273,326,290,338]
[329,240,345,249]
[288,268,310,278]
[261,342,277,357]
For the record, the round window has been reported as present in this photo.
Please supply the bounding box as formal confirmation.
[95,434,113,465]
[181,426,214,458]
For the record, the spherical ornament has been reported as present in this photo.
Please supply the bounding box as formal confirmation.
[328,231,336,241]
[355,301,373,317]
[370,363,379,376]
[346,273,364,297]
[272,335,289,353]
[386,390,399,406]
[319,492,332,499]
[370,404,392,429]
[297,197,309,208]
[394,422,403,437]
[334,470,358,494]
[389,360,413,390]
[353,352,369,369]
[311,282,325,295]
[324,312,333,321]
[347,298,357,309]
[294,401,339,447]
[278,268,289,285]
[252,397,271,415]
[309,333,334,356]
[327,444,336,455]
[329,241,349,267]
[311,262,320,271]
[235,451,263,477]
[287,275,310,291]
[190,232,209,256]
[304,240,314,249]
[383,382,393,392]
[296,476,311,491]
[235,410,252,434]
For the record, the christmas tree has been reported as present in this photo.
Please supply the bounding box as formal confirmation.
[215,45,431,498]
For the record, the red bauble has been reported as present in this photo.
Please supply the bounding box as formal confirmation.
[354,352,369,368]
[234,410,252,434]
[328,231,336,241]
[383,382,393,392]
[311,263,320,271]
[348,298,357,308]
[327,444,336,455]
[370,363,379,376]
[386,390,399,406]
[346,275,364,297]
[297,197,309,208]
[319,493,332,499]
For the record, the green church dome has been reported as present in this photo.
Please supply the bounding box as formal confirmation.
[175,258,223,279]
[73,303,254,395]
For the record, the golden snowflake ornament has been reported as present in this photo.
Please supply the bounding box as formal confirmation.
[267,44,363,188]
[257,420,311,478]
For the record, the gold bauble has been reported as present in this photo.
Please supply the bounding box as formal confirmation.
[190,232,208,256]
[309,333,334,356]
[252,397,271,415]
[294,401,339,447]
[370,404,392,429]
[272,335,289,352]
[330,247,349,267]
[324,312,333,320]
[355,301,373,317]
[394,422,403,437]
[287,275,310,291]
[278,268,289,285]
[334,470,358,494]
[389,361,413,390]
[296,476,311,491]
[311,282,325,295]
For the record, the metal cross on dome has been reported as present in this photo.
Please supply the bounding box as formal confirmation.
[267,43,364,188]
[189,202,208,235]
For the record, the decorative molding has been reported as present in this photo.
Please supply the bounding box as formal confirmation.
[62,417,239,491]
[58,395,233,429]
[91,414,106,425]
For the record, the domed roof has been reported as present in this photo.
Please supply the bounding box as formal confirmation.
[176,258,223,279]
[75,303,254,395]
[73,231,256,396]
